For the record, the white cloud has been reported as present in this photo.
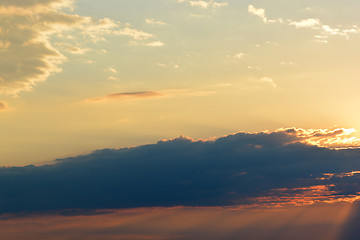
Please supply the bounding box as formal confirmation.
[260,77,277,88]
[178,0,228,9]
[156,63,179,69]
[145,41,165,47]
[248,5,359,43]
[145,19,167,26]
[313,25,360,43]
[114,27,153,40]
[280,61,294,65]
[248,5,266,22]
[289,18,321,29]
[234,52,244,59]
[248,5,282,24]
[105,67,117,73]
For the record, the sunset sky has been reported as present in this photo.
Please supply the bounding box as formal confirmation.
[1,1,360,239]
[1,0,360,165]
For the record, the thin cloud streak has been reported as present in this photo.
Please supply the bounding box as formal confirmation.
[0,101,8,111]
[87,91,164,102]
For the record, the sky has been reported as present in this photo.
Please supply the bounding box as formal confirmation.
[2,0,360,239]
[1,0,360,165]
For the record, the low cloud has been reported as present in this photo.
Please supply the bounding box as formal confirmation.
[87,91,164,102]
[1,128,360,213]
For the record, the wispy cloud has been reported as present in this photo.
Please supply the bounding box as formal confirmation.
[248,5,283,24]
[178,0,228,9]
[233,52,244,59]
[145,41,165,47]
[54,42,90,54]
[87,91,164,102]
[260,77,277,88]
[248,5,360,42]
[145,18,167,26]
[0,0,156,95]
[114,27,153,40]
[105,67,117,74]
[0,101,8,111]
[289,18,321,29]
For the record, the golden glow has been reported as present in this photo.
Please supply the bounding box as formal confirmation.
[0,204,353,240]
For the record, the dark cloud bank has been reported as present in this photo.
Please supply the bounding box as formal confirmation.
[2,129,360,214]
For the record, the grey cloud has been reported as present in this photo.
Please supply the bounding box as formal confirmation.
[0,128,360,213]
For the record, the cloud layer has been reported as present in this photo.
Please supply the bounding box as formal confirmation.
[1,128,360,213]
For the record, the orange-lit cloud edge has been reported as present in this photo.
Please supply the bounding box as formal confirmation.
[162,127,360,149]
[155,127,360,208]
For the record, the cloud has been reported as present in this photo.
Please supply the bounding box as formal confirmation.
[145,18,167,26]
[145,41,165,47]
[233,52,244,59]
[248,5,359,42]
[114,27,153,40]
[289,18,321,29]
[87,88,211,103]
[248,5,266,23]
[319,25,360,41]
[248,5,282,24]
[1,128,360,213]
[260,77,277,88]
[156,63,179,69]
[87,91,164,102]
[0,0,155,95]
[105,67,117,74]
[178,0,228,9]
[280,61,294,65]
[54,42,90,54]
[0,101,8,111]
